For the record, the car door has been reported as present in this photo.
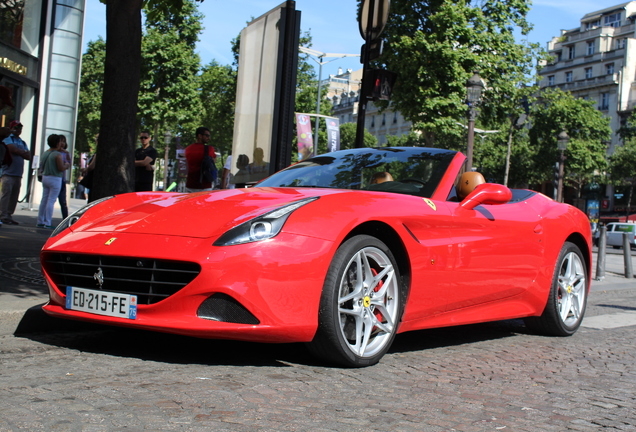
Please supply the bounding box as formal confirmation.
[605,224,620,247]
[443,197,545,311]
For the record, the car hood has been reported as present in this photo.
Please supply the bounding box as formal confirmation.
[75,188,340,239]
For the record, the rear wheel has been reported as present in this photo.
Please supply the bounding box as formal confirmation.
[308,235,403,367]
[525,241,588,336]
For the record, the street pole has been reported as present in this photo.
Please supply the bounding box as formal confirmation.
[298,47,359,154]
[557,150,565,203]
[314,59,323,151]
[355,0,375,149]
[466,106,476,172]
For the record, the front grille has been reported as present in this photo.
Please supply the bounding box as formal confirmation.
[42,252,201,305]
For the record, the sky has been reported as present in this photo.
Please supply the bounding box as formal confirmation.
[82,0,609,79]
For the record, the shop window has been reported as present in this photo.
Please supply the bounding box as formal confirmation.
[0,0,42,56]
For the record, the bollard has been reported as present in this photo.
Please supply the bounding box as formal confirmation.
[623,232,633,278]
[596,225,606,280]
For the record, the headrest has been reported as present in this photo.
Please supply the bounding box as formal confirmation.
[371,172,394,184]
[458,171,486,200]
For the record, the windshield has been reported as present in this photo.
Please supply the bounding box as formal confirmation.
[258,147,457,198]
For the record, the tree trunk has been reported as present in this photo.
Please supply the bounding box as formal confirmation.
[91,0,143,201]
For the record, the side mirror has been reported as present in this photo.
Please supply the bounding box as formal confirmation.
[460,183,512,210]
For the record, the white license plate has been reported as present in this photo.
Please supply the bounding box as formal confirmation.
[65,287,137,319]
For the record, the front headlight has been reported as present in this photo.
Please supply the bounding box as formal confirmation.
[50,196,115,237]
[213,197,319,246]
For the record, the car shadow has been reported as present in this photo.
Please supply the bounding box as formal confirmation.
[389,319,528,354]
[15,305,532,368]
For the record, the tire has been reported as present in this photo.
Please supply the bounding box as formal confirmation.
[308,235,403,367]
[524,241,588,336]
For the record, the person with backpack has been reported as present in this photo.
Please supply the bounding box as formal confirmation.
[1,120,31,226]
[184,127,216,192]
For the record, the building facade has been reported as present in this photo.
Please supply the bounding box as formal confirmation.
[326,68,412,145]
[538,1,635,155]
[0,0,85,208]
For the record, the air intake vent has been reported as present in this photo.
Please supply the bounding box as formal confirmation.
[42,252,200,305]
[198,293,260,325]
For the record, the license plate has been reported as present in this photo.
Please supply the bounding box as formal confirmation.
[65,287,137,320]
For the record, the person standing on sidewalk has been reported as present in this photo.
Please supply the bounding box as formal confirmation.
[0,120,31,226]
[37,134,70,228]
[56,135,71,219]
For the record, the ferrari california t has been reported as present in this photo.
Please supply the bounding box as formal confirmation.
[41,147,591,367]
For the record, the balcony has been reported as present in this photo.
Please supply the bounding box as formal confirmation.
[547,73,618,92]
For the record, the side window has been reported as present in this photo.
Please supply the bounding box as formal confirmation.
[447,167,466,201]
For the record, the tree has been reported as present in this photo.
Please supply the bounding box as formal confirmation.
[199,61,236,157]
[76,38,106,155]
[529,89,611,196]
[340,122,377,149]
[372,0,541,148]
[138,0,203,144]
[609,140,636,219]
[90,0,201,202]
[618,110,636,142]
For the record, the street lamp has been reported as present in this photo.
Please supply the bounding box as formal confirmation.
[299,47,359,151]
[557,128,569,203]
[465,71,485,171]
[163,130,172,191]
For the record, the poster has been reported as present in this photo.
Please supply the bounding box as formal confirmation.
[296,113,313,160]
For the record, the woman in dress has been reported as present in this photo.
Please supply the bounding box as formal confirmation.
[37,134,70,228]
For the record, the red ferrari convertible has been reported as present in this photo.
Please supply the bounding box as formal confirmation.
[41,147,591,367]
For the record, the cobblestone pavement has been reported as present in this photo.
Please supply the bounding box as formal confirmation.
[1,292,636,432]
[1,204,636,431]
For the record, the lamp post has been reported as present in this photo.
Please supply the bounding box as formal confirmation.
[556,128,569,203]
[299,47,359,151]
[163,130,172,191]
[465,71,485,171]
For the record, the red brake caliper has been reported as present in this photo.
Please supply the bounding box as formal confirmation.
[371,268,384,325]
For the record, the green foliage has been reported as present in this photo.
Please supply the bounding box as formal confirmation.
[372,0,542,147]
[138,0,203,151]
[529,89,610,193]
[609,140,636,187]
[618,110,636,142]
[339,122,377,149]
[199,61,237,156]
[76,38,106,154]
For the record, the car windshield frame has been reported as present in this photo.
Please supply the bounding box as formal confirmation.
[258,147,458,198]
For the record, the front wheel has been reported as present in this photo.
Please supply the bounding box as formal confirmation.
[308,235,403,367]
[524,241,588,336]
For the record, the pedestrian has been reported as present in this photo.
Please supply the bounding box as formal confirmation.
[79,134,98,202]
[56,134,71,219]
[0,127,10,175]
[37,134,70,228]
[0,85,14,112]
[134,130,157,192]
[0,120,31,226]
[75,176,86,200]
[220,154,235,189]
[184,127,216,192]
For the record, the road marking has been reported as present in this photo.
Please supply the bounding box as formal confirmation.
[582,312,636,329]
